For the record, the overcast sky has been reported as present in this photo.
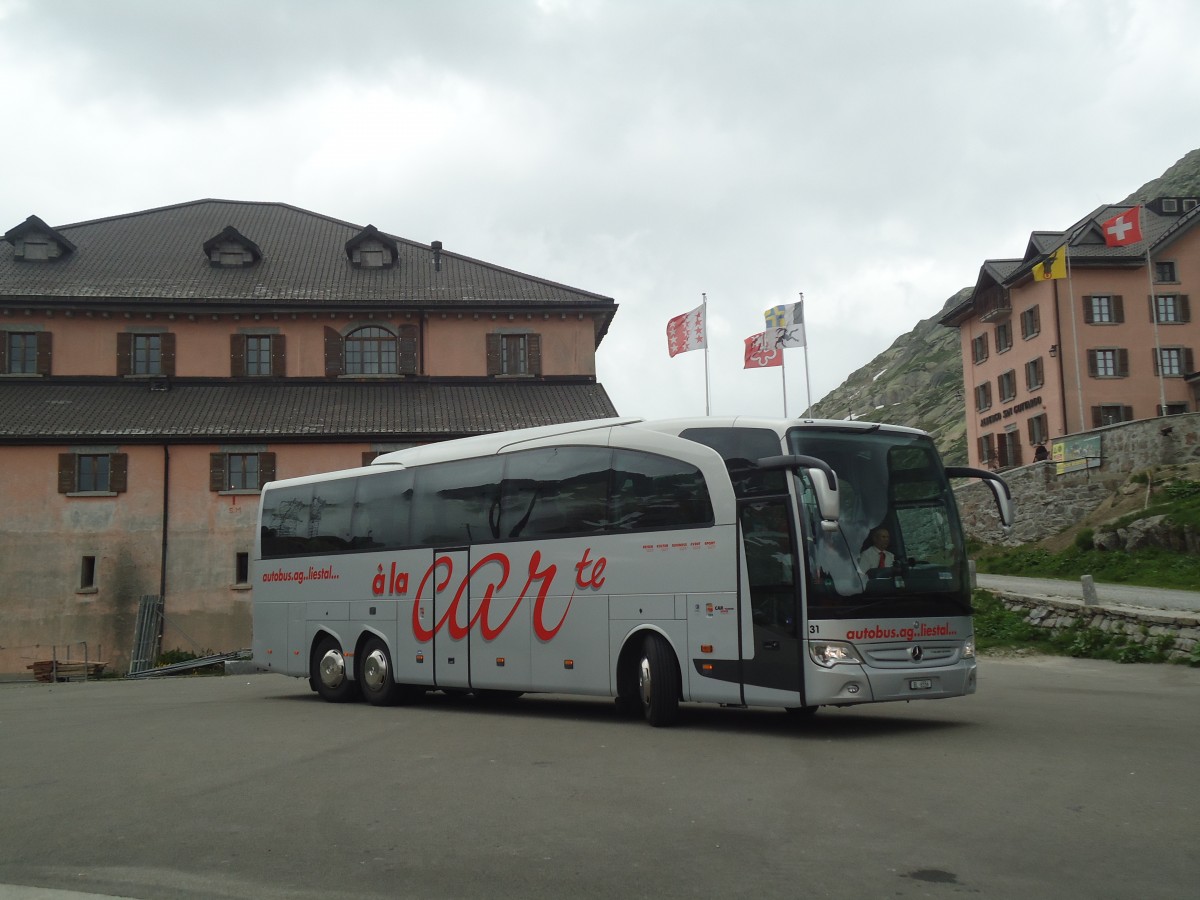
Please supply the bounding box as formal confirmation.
[3,0,1198,421]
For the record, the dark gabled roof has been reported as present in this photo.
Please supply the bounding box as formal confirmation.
[0,378,619,444]
[0,199,616,313]
[3,214,77,255]
[343,224,400,262]
[201,225,263,263]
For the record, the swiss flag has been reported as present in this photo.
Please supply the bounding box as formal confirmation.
[1101,206,1142,247]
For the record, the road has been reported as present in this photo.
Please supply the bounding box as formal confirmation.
[976,572,1200,614]
[2,663,1199,900]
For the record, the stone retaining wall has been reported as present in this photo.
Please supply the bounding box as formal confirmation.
[956,412,1200,545]
[990,591,1199,663]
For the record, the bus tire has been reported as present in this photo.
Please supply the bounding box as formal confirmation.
[359,636,401,707]
[312,634,356,703]
[638,633,681,727]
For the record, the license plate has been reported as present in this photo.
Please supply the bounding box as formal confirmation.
[909,678,933,690]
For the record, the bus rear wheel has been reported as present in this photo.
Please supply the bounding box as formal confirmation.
[359,637,402,707]
[312,635,356,703]
[638,633,681,727]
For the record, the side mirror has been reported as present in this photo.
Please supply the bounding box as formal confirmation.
[758,454,840,530]
[946,466,1014,530]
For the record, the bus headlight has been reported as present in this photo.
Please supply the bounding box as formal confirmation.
[809,641,864,668]
[962,637,976,659]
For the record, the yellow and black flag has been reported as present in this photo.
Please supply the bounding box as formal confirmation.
[1032,244,1067,282]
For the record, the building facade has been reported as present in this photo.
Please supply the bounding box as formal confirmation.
[0,200,618,675]
[941,197,1199,469]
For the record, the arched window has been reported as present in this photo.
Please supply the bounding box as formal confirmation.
[345,327,397,375]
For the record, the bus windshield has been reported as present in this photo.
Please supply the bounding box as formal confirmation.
[787,427,971,620]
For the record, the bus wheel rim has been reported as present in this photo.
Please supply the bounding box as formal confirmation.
[639,656,653,707]
[319,649,346,689]
[362,648,389,691]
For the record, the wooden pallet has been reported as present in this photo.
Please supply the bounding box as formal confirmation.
[27,661,108,682]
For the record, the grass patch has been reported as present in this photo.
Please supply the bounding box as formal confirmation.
[975,544,1200,591]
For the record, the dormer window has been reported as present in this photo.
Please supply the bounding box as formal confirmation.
[345,224,399,270]
[3,215,76,262]
[202,225,262,268]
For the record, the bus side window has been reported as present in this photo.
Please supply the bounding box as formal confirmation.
[309,477,357,552]
[412,457,504,546]
[260,485,313,558]
[500,447,611,539]
[354,468,414,550]
[610,450,713,531]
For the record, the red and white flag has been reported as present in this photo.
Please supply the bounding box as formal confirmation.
[666,304,706,357]
[1101,206,1143,247]
[743,331,783,369]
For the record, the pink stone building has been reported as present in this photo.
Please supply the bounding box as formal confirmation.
[942,197,1199,469]
[0,200,618,675]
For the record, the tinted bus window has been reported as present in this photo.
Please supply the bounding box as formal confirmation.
[309,477,357,553]
[500,447,612,539]
[412,457,504,546]
[680,427,786,497]
[352,468,414,551]
[610,449,712,531]
[260,483,313,558]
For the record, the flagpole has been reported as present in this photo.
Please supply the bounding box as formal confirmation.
[1142,218,1167,416]
[702,293,711,415]
[800,292,813,418]
[780,355,788,417]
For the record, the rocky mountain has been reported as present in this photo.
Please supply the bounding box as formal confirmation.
[809,148,1200,466]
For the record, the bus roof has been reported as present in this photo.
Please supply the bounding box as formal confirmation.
[370,416,644,468]
[630,416,930,438]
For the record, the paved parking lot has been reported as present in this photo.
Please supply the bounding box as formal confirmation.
[1,656,1197,900]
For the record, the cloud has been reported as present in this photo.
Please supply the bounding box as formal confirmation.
[3,0,1200,421]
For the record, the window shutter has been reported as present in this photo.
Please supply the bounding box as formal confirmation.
[1122,405,1133,422]
[398,325,418,374]
[1185,348,1194,373]
[58,453,76,493]
[1181,295,1191,323]
[1083,298,1094,325]
[116,333,132,376]
[272,334,287,376]
[1086,350,1097,377]
[1117,349,1129,376]
[35,331,52,375]
[1148,295,1156,322]
[259,452,276,487]
[1151,348,1160,375]
[486,334,501,376]
[109,453,128,493]
[1091,406,1102,428]
[362,451,378,466]
[1113,296,1124,323]
[210,453,227,492]
[161,333,176,376]
[0,331,6,371]
[324,326,344,377]
[230,334,246,377]
[528,333,542,375]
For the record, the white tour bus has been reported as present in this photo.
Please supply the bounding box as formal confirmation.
[252,416,1012,725]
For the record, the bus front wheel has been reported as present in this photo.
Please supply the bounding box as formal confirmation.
[638,633,681,727]
[312,635,356,703]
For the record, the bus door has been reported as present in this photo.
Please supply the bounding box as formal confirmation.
[738,497,804,705]
[432,549,472,690]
